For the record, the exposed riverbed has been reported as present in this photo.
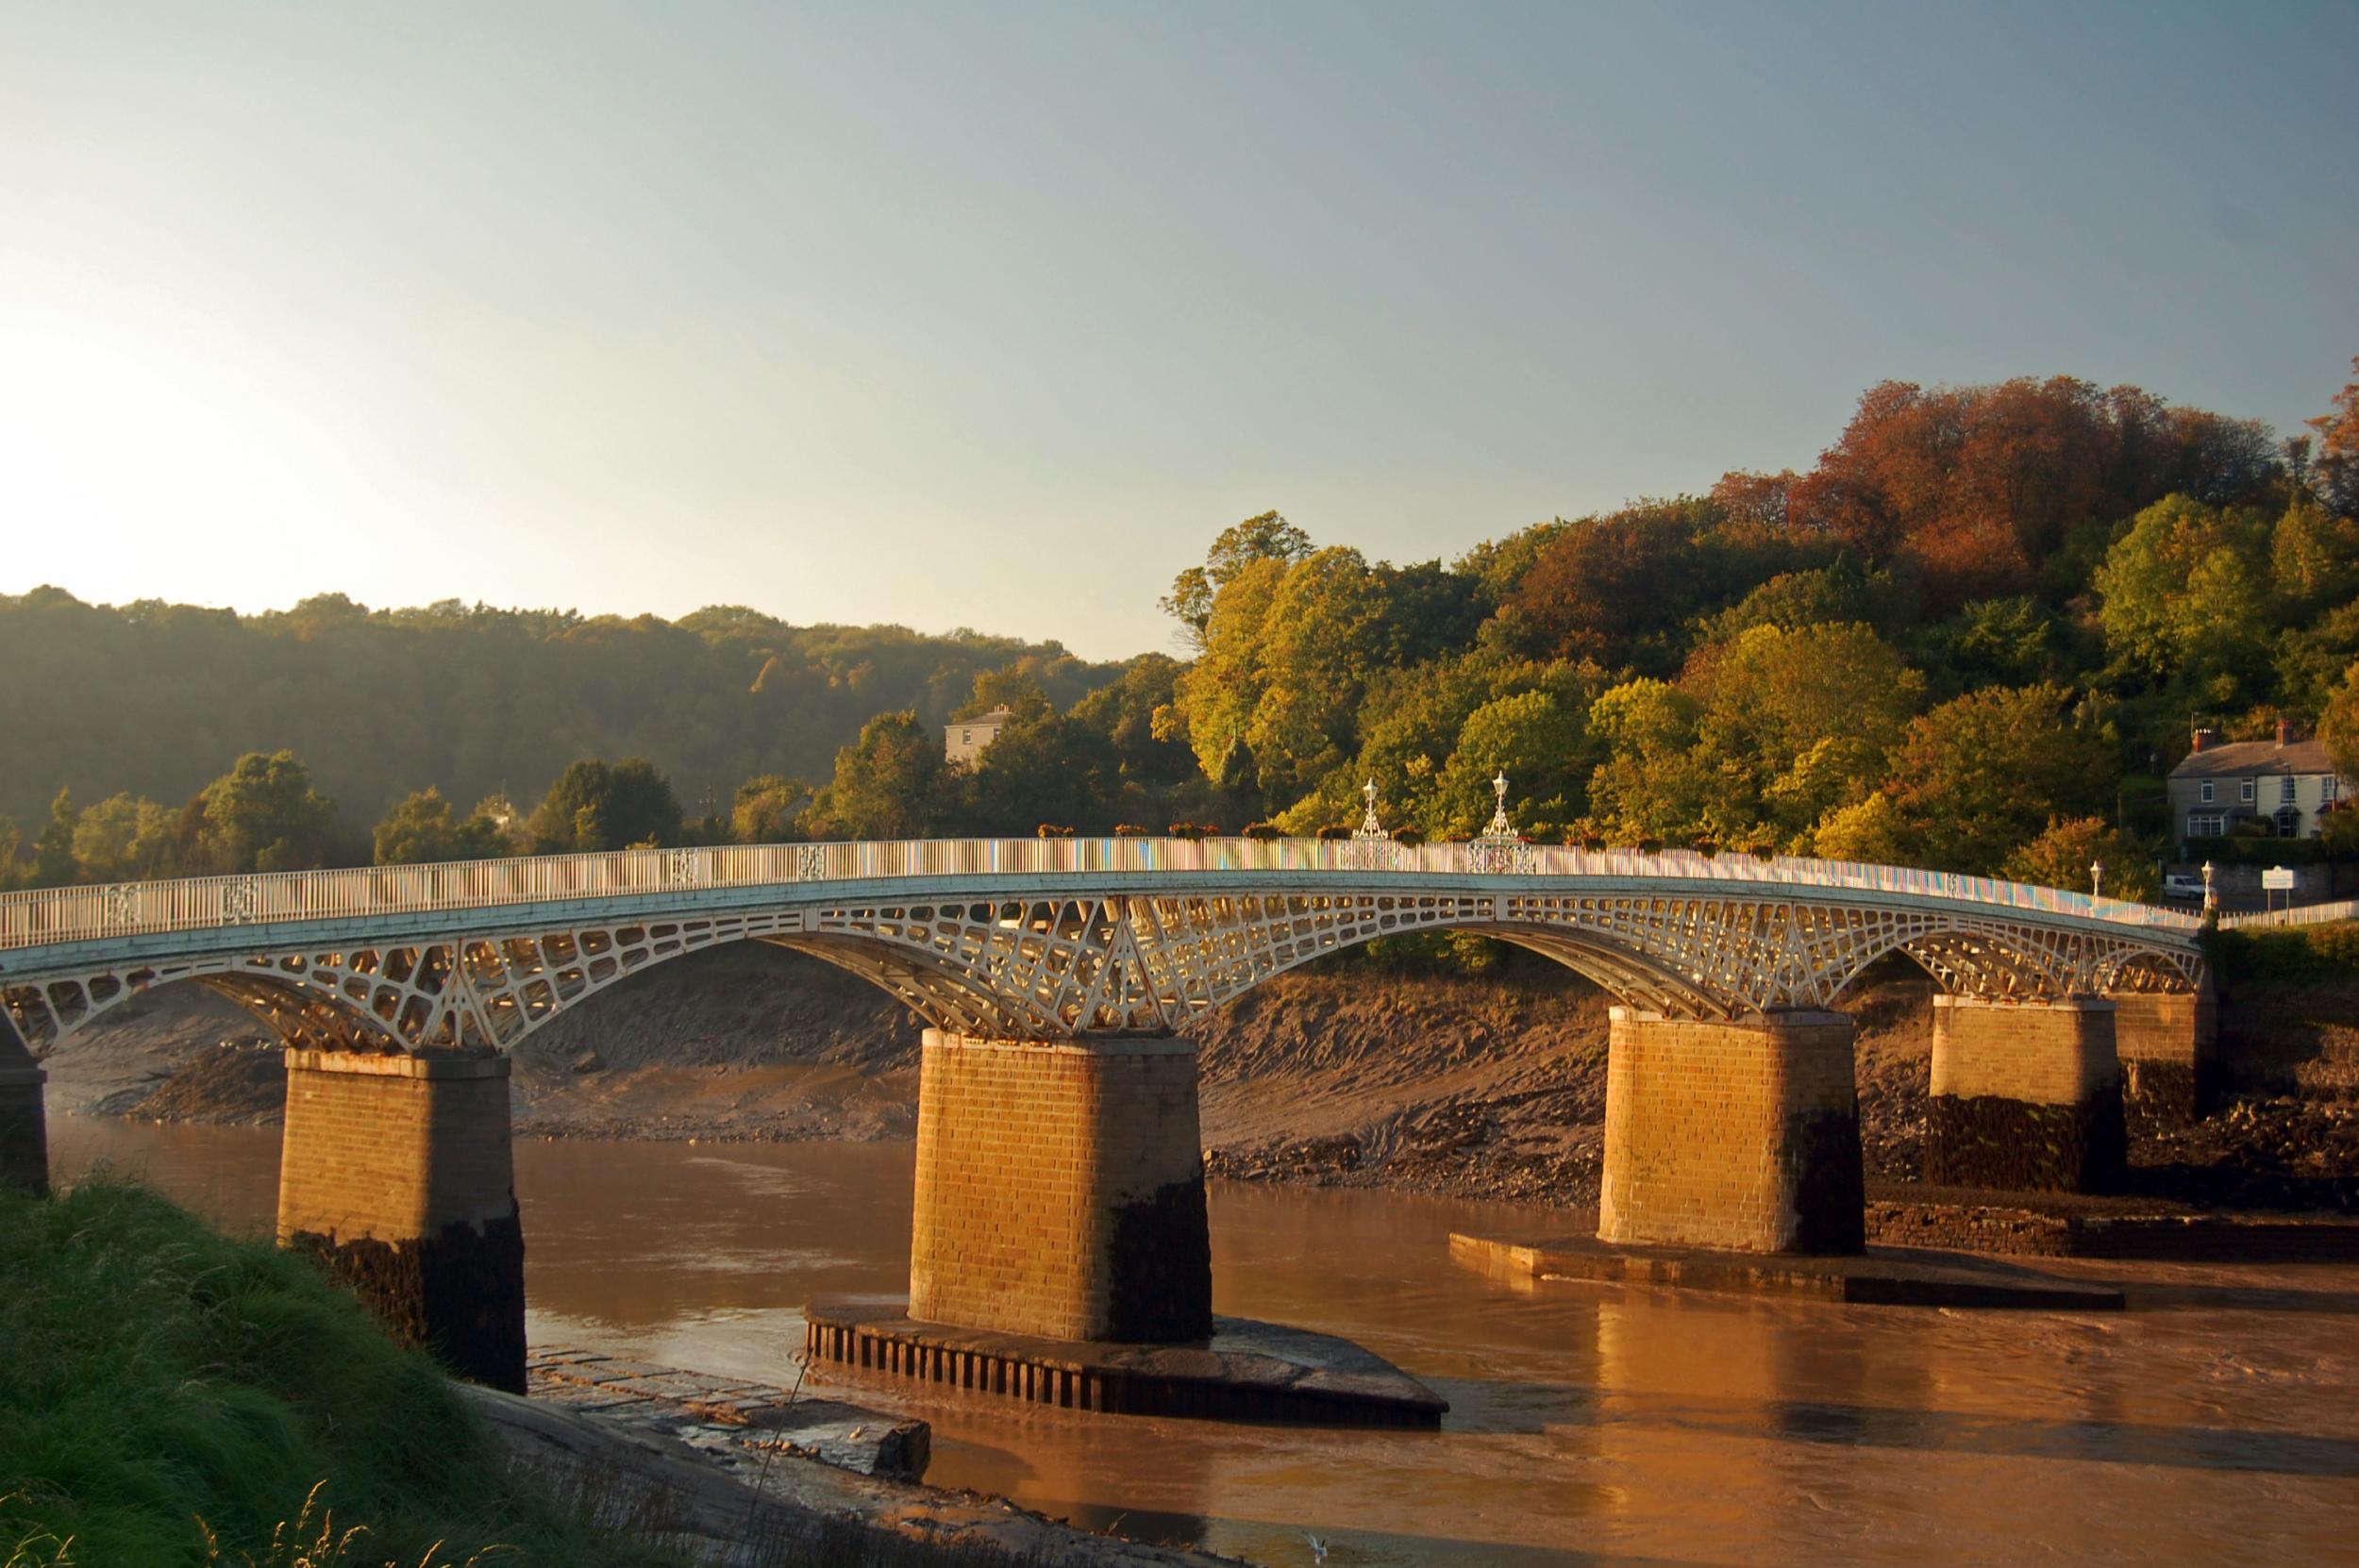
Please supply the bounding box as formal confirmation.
[54,1113,2359,1566]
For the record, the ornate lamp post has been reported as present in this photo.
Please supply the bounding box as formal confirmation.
[2201,859,2217,925]
[2089,859,2105,898]
[1486,771,1514,839]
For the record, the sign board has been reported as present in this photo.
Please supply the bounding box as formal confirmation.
[2262,867,2296,891]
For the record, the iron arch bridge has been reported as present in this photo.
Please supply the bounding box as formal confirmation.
[0,838,2207,1057]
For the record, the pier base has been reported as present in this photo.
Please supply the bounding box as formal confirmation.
[912,1029,1211,1343]
[0,1013,46,1195]
[2108,987,2215,1126]
[1927,997,2125,1193]
[1598,1009,1864,1255]
[807,1296,1447,1427]
[0,1066,46,1196]
[277,1049,526,1392]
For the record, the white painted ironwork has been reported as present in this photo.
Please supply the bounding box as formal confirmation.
[0,836,2207,1058]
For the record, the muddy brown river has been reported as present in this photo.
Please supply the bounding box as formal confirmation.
[50,1114,2359,1566]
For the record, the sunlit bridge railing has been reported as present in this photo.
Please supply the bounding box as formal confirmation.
[0,836,2201,954]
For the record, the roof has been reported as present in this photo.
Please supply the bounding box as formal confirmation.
[2170,737,2343,779]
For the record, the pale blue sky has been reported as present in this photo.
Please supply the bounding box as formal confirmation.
[5,3,2354,659]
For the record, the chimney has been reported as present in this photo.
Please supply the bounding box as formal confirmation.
[2191,727,2217,754]
[2277,716,2292,748]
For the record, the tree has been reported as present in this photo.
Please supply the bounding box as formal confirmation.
[2270,493,2359,616]
[805,711,949,841]
[71,792,176,882]
[1159,511,1313,649]
[730,775,809,843]
[1689,623,1924,835]
[1811,792,1908,864]
[197,753,339,873]
[526,759,683,853]
[2094,494,2275,695]
[373,787,510,865]
[32,790,78,887]
[1432,689,1590,840]
[2322,661,2359,786]
[2309,354,2359,516]
[1885,685,2114,874]
[2003,817,2158,901]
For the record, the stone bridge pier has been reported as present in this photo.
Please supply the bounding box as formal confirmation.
[1598,1008,1865,1255]
[910,1028,1212,1343]
[1926,997,2127,1193]
[276,1049,527,1392]
[0,1015,46,1195]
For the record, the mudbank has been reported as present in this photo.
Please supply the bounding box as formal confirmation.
[43,943,2359,1213]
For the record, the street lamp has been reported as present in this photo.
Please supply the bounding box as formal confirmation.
[2201,859,2217,917]
[2089,859,2105,898]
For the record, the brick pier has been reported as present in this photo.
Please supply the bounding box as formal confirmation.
[1598,1009,1865,1255]
[1927,996,2126,1193]
[2108,986,2215,1126]
[906,1028,1212,1343]
[277,1048,527,1392]
[0,1015,46,1195]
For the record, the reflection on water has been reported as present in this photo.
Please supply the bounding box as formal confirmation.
[51,1115,2359,1566]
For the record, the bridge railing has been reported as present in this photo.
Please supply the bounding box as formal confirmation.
[2218,897,2359,930]
[0,836,2200,954]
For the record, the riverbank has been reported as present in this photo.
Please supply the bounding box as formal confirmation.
[0,1176,1239,1568]
[45,940,2359,1215]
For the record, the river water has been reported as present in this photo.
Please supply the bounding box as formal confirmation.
[51,1114,2359,1566]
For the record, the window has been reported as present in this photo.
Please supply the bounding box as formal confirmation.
[2240,778,2256,803]
[2328,776,2343,802]
[2188,812,2226,838]
[2200,780,2214,803]
[2278,809,2300,839]
[960,729,972,743]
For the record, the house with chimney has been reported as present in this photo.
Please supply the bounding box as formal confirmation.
[2168,720,2351,853]
[945,707,1016,765]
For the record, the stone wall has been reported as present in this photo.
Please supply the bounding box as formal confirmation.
[1927,997,2125,1193]
[1597,1009,1863,1255]
[909,1029,1211,1343]
[277,1049,526,1392]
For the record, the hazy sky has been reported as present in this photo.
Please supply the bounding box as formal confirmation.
[5,3,2355,660]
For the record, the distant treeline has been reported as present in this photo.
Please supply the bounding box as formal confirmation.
[0,598,1119,831]
[8,363,2359,902]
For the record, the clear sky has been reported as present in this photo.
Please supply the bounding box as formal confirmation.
[5,2,2355,660]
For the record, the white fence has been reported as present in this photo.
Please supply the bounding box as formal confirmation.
[0,836,2200,954]
[2219,897,2359,930]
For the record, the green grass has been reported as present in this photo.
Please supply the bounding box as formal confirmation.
[0,1177,680,1568]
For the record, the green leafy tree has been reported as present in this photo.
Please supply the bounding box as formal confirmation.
[729,775,809,843]
[71,793,176,882]
[2095,494,2276,692]
[196,753,340,873]
[805,711,950,840]
[1432,689,1591,840]
[31,790,78,887]
[372,787,511,864]
[2002,817,2159,901]
[1582,680,1722,843]
[1158,511,1313,649]
[2322,660,2359,785]
[1885,685,2114,874]
[1690,623,1924,835]
[1810,792,1909,863]
[527,759,683,853]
